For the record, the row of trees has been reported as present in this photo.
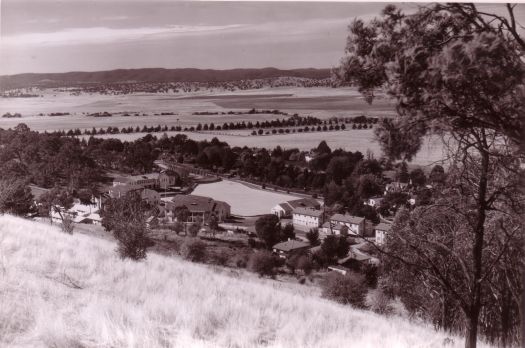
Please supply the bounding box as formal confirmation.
[250,123,350,136]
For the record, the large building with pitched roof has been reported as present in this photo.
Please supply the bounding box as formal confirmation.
[292,207,323,230]
[271,197,321,218]
[164,194,230,222]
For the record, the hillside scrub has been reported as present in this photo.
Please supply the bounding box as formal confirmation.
[0,215,492,348]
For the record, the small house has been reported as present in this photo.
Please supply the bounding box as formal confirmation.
[374,222,392,246]
[272,240,310,259]
[329,214,365,236]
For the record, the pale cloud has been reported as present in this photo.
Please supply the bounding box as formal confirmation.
[1,24,244,47]
[100,15,131,21]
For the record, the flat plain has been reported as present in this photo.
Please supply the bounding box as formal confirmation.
[1,86,444,166]
[0,87,394,130]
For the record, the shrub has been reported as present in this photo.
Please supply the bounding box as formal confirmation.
[60,215,75,234]
[248,237,265,249]
[231,253,250,268]
[288,253,313,275]
[363,263,379,288]
[212,252,229,266]
[248,251,279,277]
[188,223,201,237]
[306,228,320,246]
[368,289,394,315]
[296,255,313,275]
[321,271,368,308]
[180,239,207,262]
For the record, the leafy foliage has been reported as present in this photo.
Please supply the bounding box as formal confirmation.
[180,239,207,262]
[255,214,281,248]
[101,192,154,260]
[321,272,368,308]
[248,251,280,277]
[0,179,34,216]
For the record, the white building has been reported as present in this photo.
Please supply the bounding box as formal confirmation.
[113,171,179,190]
[292,207,323,230]
[50,198,102,225]
[374,222,392,246]
[271,198,321,218]
[329,214,365,236]
[366,196,384,208]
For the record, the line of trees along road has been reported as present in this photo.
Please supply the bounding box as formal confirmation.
[336,3,524,347]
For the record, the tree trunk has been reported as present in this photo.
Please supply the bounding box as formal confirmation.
[521,271,525,348]
[465,137,490,348]
[465,311,480,348]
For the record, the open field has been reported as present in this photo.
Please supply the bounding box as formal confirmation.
[192,180,302,216]
[87,129,447,167]
[212,95,394,112]
[0,87,395,132]
[0,215,487,348]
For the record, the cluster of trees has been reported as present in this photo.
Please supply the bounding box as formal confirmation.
[337,3,524,347]
[2,112,22,118]
[254,214,296,248]
[0,179,35,216]
[0,125,165,198]
[0,124,102,192]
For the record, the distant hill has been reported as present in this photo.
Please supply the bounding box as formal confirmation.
[0,67,331,90]
[0,214,477,348]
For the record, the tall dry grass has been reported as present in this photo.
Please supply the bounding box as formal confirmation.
[0,215,488,348]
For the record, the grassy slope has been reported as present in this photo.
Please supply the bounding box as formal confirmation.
[0,215,485,348]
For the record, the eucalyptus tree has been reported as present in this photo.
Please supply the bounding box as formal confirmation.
[336,4,524,347]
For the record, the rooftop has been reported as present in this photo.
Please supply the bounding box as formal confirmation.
[293,207,323,218]
[114,173,159,183]
[331,214,365,225]
[374,222,392,232]
[287,197,321,209]
[169,194,230,213]
[273,240,310,252]
[29,185,49,201]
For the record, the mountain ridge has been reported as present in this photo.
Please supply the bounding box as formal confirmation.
[0,67,332,90]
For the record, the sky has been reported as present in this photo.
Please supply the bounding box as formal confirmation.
[0,1,521,75]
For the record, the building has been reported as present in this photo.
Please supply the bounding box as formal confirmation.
[384,181,409,194]
[108,184,136,198]
[158,171,177,190]
[272,240,310,259]
[165,194,230,222]
[108,184,160,204]
[50,198,102,225]
[374,222,392,246]
[113,173,159,189]
[29,185,49,202]
[329,214,365,236]
[271,197,321,218]
[113,171,179,190]
[141,188,160,205]
[292,207,323,230]
[366,196,384,208]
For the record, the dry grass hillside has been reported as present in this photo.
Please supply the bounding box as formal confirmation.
[0,215,488,348]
